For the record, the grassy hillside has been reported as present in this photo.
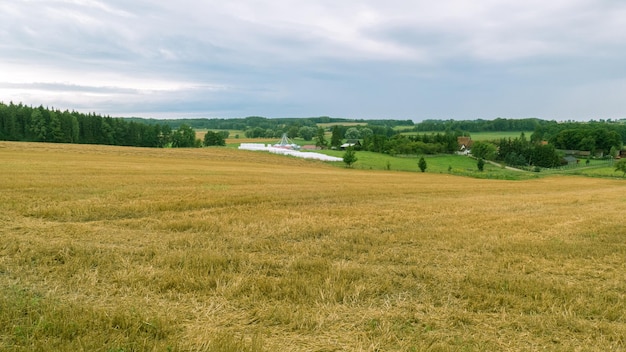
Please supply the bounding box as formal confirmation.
[312,150,540,179]
[1,142,626,351]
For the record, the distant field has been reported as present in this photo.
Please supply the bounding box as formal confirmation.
[196,129,246,141]
[317,122,367,128]
[468,131,533,141]
[2,142,626,351]
[226,137,275,145]
[400,131,533,141]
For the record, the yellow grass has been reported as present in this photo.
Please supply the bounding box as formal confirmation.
[1,141,626,351]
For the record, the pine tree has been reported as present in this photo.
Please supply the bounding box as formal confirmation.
[30,109,47,142]
[314,127,327,149]
[331,126,342,148]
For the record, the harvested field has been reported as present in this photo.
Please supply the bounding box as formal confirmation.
[1,141,625,351]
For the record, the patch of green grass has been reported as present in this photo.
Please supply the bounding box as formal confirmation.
[425,155,538,180]
[565,165,625,178]
[313,150,537,179]
[468,131,533,141]
[535,158,618,178]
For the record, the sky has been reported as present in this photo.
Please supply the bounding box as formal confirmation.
[1,0,626,121]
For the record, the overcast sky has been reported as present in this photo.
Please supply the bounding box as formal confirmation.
[1,0,626,120]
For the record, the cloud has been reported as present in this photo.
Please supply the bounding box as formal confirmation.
[2,0,626,119]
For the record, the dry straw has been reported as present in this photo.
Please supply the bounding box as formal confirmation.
[1,141,625,351]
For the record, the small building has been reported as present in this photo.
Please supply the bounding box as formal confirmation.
[561,150,591,157]
[340,140,361,150]
[457,136,473,155]
[562,156,579,166]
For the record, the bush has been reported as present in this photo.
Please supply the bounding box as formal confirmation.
[343,147,357,168]
[418,157,427,172]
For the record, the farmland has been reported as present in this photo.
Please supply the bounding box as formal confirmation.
[1,141,626,351]
[397,131,534,142]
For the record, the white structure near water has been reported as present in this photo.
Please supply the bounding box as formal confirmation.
[238,143,343,162]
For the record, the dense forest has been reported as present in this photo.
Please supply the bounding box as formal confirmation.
[126,115,411,141]
[336,126,460,155]
[471,134,563,168]
[532,121,626,154]
[0,102,198,147]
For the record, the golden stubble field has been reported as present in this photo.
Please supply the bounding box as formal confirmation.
[1,141,626,351]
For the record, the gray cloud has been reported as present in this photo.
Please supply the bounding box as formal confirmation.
[1,0,626,120]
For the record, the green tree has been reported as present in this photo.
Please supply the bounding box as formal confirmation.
[471,141,497,160]
[331,126,342,148]
[345,127,361,139]
[360,127,373,139]
[477,158,485,171]
[203,130,226,146]
[615,158,626,177]
[70,115,80,143]
[418,156,427,172]
[298,126,316,141]
[579,136,596,153]
[245,127,265,138]
[314,127,327,149]
[287,125,299,139]
[101,120,115,145]
[342,147,357,168]
[171,124,197,147]
[530,125,545,143]
[49,111,65,143]
[30,109,47,142]
[531,144,561,168]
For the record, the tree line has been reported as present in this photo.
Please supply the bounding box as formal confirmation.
[471,131,619,169]
[531,122,625,154]
[322,125,459,155]
[4,101,624,158]
[417,118,626,152]
[0,102,204,148]
[127,115,414,132]
[415,118,548,132]
[361,132,460,155]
